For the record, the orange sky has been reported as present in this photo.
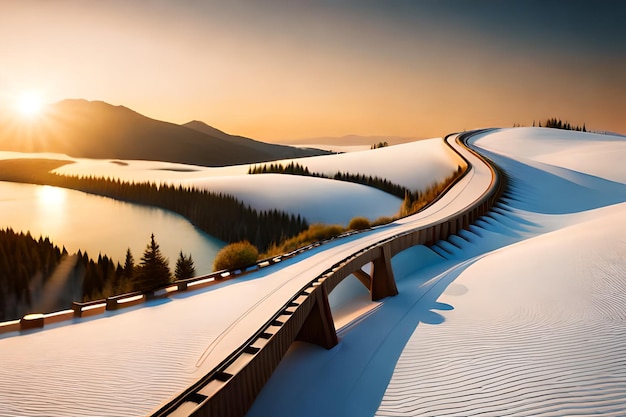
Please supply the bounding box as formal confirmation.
[1,1,624,141]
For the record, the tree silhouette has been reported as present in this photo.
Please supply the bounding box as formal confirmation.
[541,117,586,132]
[0,228,65,320]
[134,234,171,292]
[175,251,196,280]
[123,248,135,280]
[371,141,389,149]
[249,161,412,200]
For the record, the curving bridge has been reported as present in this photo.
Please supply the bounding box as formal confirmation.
[0,129,505,417]
[152,129,506,417]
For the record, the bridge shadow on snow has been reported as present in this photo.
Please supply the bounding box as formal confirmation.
[247,141,626,417]
[246,249,477,417]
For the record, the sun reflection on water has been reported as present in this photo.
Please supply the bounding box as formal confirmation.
[36,185,68,236]
[36,185,67,207]
[1,181,222,274]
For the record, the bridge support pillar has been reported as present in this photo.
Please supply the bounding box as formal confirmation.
[352,268,372,290]
[295,286,338,349]
[371,245,398,301]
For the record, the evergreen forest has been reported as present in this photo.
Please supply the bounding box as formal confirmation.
[248,161,417,200]
[0,228,66,320]
[0,228,199,321]
[53,175,308,252]
[529,118,587,132]
[0,159,308,252]
[0,159,309,320]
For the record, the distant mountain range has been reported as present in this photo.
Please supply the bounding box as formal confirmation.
[0,99,329,166]
[283,134,426,147]
[182,120,328,160]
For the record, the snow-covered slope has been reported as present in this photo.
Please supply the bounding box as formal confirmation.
[476,127,626,183]
[376,203,626,416]
[247,128,626,417]
[0,132,487,417]
[0,139,460,272]
[179,174,400,225]
[2,128,624,417]
[51,138,461,224]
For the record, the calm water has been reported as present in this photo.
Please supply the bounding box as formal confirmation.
[0,181,225,275]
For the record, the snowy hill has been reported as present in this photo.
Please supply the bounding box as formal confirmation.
[52,137,463,224]
[1,128,624,416]
[247,127,626,416]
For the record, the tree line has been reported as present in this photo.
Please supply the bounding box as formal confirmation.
[248,161,316,176]
[538,118,586,132]
[332,171,413,200]
[0,228,65,320]
[0,159,308,253]
[80,233,196,300]
[520,118,587,132]
[248,161,416,200]
[0,159,308,320]
[371,141,389,149]
[1,162,309,253]
[1,158,467,321]
[0,228,197,321]
[52,175,307,252]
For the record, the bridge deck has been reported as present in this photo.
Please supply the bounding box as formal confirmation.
[0,133,495,417]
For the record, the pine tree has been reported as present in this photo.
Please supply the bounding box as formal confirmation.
[123,248,135,280]
[134,234,171,292]
[175,251,196,280]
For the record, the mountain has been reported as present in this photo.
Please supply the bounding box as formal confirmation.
[0,100,328,166]
[182,120,330,160]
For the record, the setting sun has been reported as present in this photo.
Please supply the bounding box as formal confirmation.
[17,91,44,118]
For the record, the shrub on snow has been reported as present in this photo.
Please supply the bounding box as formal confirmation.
[213,241,259,272]
[348,216,370,230]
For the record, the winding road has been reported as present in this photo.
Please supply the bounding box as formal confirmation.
[0,130,503,417]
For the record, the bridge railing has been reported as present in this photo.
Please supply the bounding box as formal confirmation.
[0,130,482,336]
[0,129,506,416]
[150,129,508,417]
[0,227,368,335]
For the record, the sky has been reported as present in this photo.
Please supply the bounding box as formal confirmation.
[1,0,625,141]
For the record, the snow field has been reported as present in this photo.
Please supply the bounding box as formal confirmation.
[377,129,626,416]
[1,128,624,416]
[50,139,461,225]
[246,128,626,417]
[378,203,626,416]
[0,137,466,416]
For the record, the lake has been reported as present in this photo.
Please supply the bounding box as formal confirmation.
[0,181,225,276]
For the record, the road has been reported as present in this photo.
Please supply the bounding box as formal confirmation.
[0,132,496,417]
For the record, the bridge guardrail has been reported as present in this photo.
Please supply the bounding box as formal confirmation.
[0,134,474,335]
[0,129,507,417]
[150,129,508,417]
